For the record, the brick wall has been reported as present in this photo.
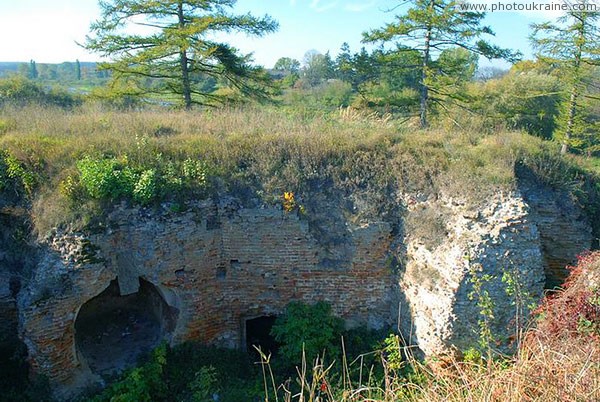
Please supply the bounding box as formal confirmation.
[19,203,396,392]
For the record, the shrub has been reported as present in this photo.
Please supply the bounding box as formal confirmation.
[0,150,36,197]
[189,366,218,402]
[76,156,136,200]
[133,169,158,205]
[89,345,167,402]
[181,157,207,188]
[0,76,80,108]
[72,154,209,206]
[471,71,562,138]
[271,301,344,367]
[535,252,600,338]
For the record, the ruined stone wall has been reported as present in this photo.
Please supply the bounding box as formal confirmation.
[15,183,594,396]
[519,183,592,288]
[398,190,583,357]
[0,273,18,345]
[19,201,396,392]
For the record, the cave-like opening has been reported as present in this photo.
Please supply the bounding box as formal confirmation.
[245,316,279,358]
[75,278,178,377]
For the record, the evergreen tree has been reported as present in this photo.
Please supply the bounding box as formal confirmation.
[76,59,82,81]
[335,42,354,84]
[28,60,38,80]
[531,4,600,154]
[363,0,519,127]
[84,0,278,108]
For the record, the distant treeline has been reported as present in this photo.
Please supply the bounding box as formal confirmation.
[0,61,110,83]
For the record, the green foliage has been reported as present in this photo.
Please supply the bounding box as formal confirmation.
[190,366,218,402]
[434,47,479,86]
[363,0,520,126]
[382,334,405,371]
[182,158,208,187]
[283,80,353,111]
[0,76,44,104]
[502,266,539,345]
[300,50,335,88]
[471,71,562,138]
[133,169,158,205]
[467,262,497,352]
[90,345,168,402]
[271,301,344,367]
[76,156,136,200]
[88,343,256,402]
[273,57,301,74]
[531,9,600,153]
[164,342,256,402]
[71,154,208,206]
[0,76,80,108]
[0,106,597,235]
[0,150,36,197]
[462,347,483,364]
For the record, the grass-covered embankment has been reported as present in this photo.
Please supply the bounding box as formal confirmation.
[1,104,598,238]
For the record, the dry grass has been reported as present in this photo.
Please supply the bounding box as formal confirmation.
[257,254,600,401]
[412,253,600,402]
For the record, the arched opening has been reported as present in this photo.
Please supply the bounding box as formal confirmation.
[75,278,178,377]
[245,316,279,358]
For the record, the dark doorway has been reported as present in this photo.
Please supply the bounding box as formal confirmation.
[75,278,178,377]
[245,316,279,358]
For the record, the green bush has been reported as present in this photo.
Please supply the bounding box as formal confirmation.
[189,366,218,402]
[0,76,80,108]
[76,156,136,200]
[472,71,562,138]
[87,342,258,402]
[0,150,36,196]
[271,301,344,367]
[72,154,208,206]
[133,169,158,205]
[89,345,167,402]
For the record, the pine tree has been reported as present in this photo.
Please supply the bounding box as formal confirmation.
[363,0,519,127]
[76,59,82,81]
[531,4,600,154]
[84,0,278,108]
[29,60,38,80]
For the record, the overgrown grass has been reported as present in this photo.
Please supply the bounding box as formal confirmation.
[0,103,598,237]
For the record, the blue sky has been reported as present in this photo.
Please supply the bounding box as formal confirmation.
[0,0,558,69]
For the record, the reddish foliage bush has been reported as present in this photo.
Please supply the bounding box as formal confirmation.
[534,251,600,338]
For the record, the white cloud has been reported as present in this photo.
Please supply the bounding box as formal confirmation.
[309,0,340,12]
[344,1,377,12]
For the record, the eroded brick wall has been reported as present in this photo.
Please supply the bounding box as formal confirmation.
[19,203,396,392]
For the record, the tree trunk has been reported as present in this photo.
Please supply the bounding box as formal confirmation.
[561,14,584,155]
[420,1,434,129]
[561,86,578,155]
[178,1,192,110]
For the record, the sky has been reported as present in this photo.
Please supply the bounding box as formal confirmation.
[0,0,567,69]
